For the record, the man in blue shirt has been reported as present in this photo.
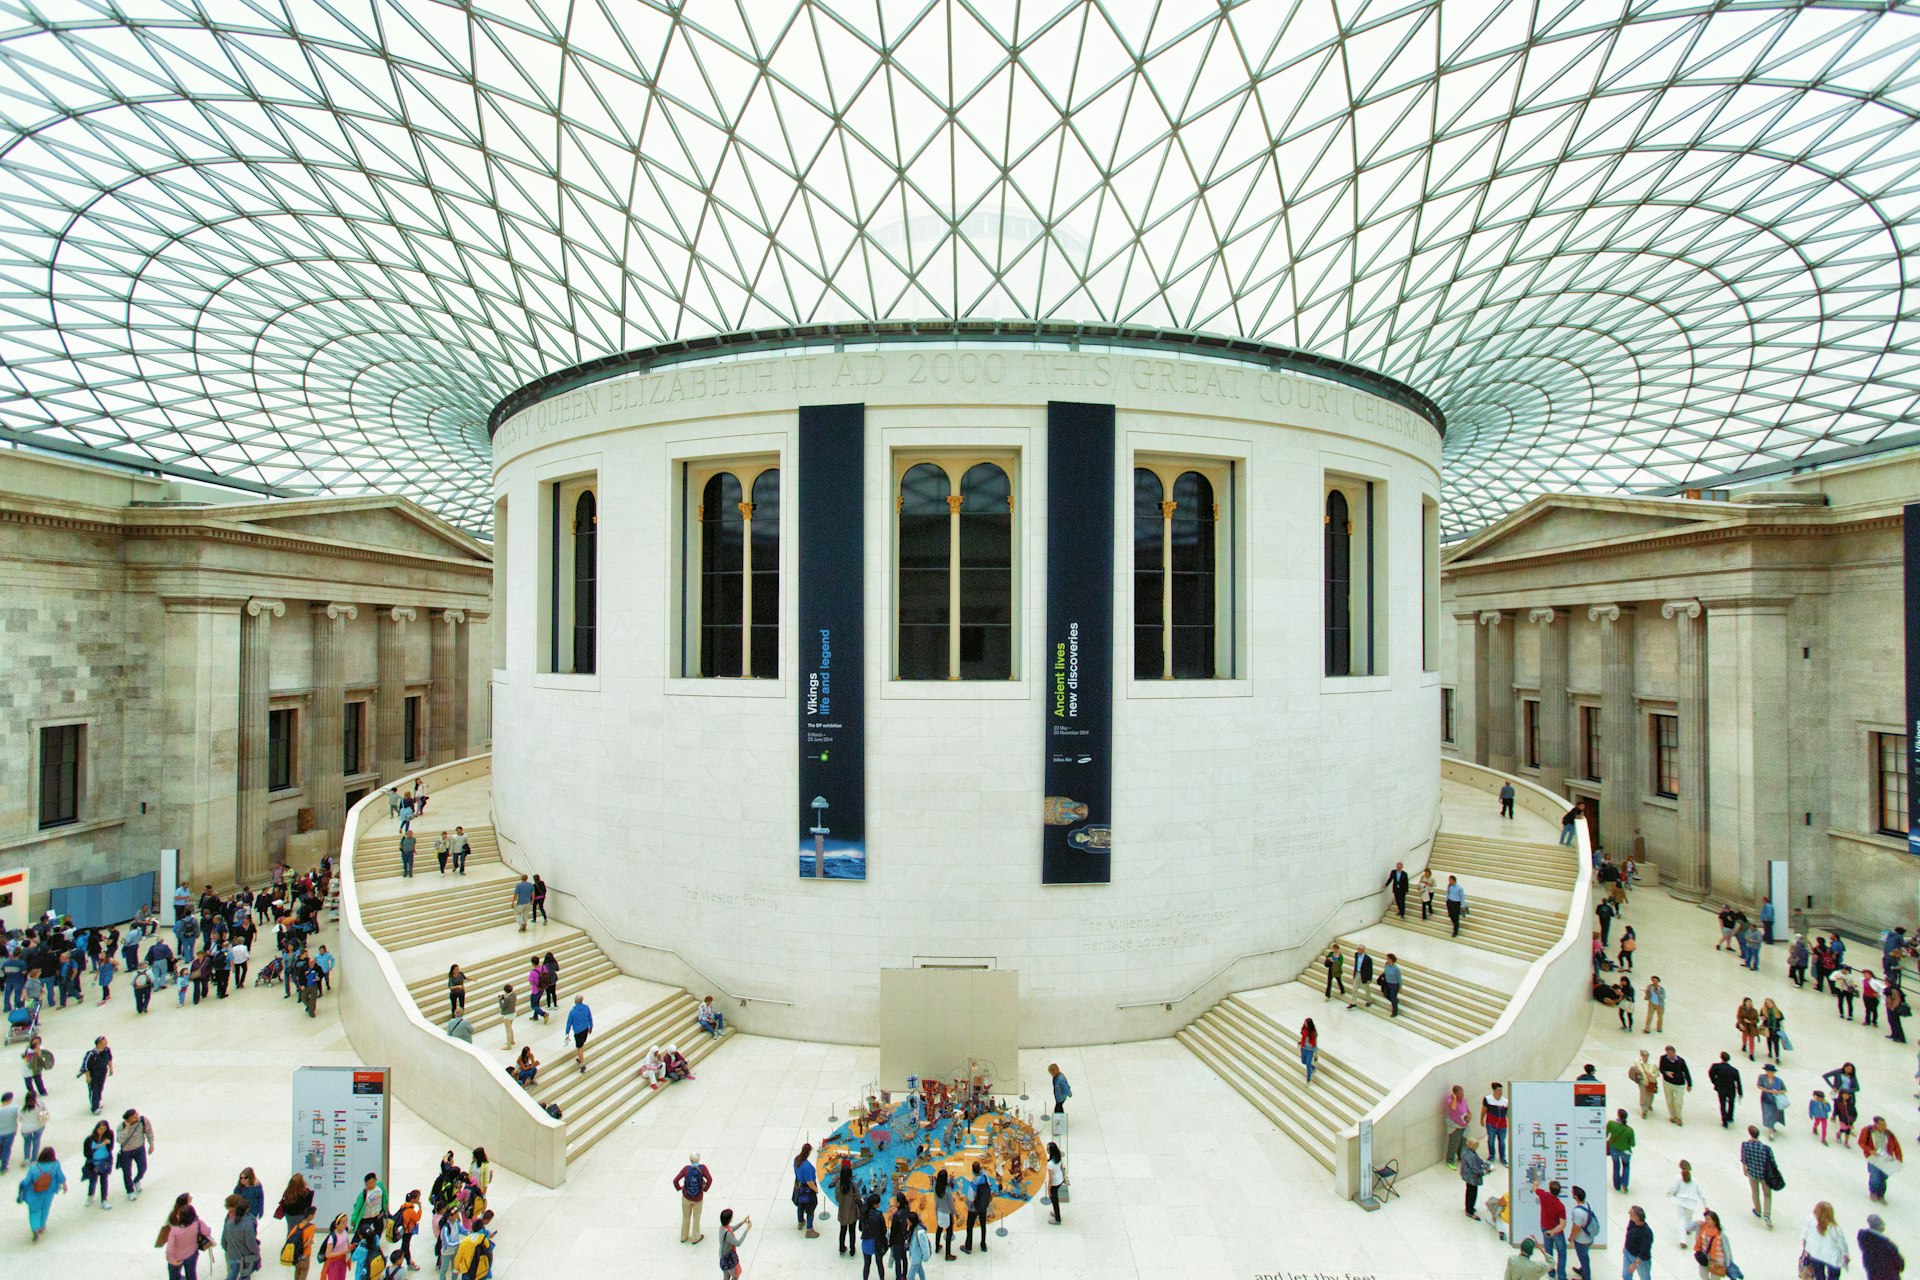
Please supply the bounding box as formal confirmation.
[564,995,593,1073]
[1379,955,1402,1018]
[512,876,534,932]
[398,831,416,878]
[1445,877,1467,937]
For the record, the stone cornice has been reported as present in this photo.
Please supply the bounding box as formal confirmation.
[1445,512,1903,577]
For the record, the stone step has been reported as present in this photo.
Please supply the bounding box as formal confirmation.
[1390,907,1554,960]
[1431,857,1577,890]
[1289,969,1483,1048]
[368,904,520,950]
[1213,996,1385,1118]
[358,849,504,880]
[564,1026,730,1162]
[405,930,599,1001]
[362,879,514,921]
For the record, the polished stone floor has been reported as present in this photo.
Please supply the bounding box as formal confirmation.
[7,884,1915,1278]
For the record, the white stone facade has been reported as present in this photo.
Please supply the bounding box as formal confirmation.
[1441,449,1920,933]
[0,451,493,912]
[491,344,1443,1044]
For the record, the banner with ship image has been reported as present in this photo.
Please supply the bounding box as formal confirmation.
[798,402,868,880]
[1041,401,1115,884]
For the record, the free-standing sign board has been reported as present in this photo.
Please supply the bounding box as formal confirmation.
[1507,1080,1607,1248]
[292,1067,391,1227]
[0,866,27,930]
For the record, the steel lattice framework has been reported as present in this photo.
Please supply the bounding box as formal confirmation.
[1,0,1917,536]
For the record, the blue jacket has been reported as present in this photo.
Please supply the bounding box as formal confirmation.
[1052,1073,1071,1104]
[564,1002,593,1035]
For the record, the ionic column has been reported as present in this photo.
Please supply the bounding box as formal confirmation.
[236,598,285,883]
[1590,605,1638,861]
[429,609,466,765]
[376,605,416,780]
[1529,608,1570,798]
[1662,599,1710,900]
[1480,611,1515,773]
[309,602,357,842]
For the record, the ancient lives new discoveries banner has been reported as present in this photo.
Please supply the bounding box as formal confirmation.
[798,403,867,879]
[1042,401,1115,884]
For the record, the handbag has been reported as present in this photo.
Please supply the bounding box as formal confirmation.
[1780,1030,1793,1051]
[1694,1249,1712,1268]
[1764,1154,1785,1192]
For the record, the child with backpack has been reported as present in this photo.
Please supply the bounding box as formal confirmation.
[393,1190,422,1272]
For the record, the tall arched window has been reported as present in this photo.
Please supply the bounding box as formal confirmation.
[1133,459,1230,679]
[700,472,745,677]
[749,469,781,678]
[1325,489,1352,676]
[895,455,1016,680]
[571,489,597,674]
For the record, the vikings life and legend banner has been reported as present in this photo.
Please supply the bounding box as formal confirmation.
[798,403,867,880]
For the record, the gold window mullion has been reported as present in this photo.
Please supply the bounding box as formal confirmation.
[1160,495,1176,679]
[945,488,963,679]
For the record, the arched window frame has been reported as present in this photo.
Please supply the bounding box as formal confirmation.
[1324,471,1383,677]
[891,450,1019,681]
[681,455,781,678]
[571,488,597,674]
[543,472,597,676]
[1131,453,1236,681]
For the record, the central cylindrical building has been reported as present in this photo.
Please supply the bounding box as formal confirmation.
[489,327,1445,1044]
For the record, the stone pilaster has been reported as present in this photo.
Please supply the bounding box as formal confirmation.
[1529,608,1570,798]
[456,612,483,754]
[1706,596,1791,901]
[159,595,245,890]
[1453,609,1483,759]
[429,609,466,765]
[1590,605,1638,862]
[1662,600,1711,900]
[1480,610,1515,773]
[376,605,416,779]
[309,602,356,843]
[236,597,285,883]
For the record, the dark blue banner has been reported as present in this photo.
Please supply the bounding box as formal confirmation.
[1907,504,1919,856]
[798,403,867,880]
[1042,401,1115,884]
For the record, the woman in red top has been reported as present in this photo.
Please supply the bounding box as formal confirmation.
[1298,1019,1318,1085]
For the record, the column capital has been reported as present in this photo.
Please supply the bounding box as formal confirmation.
[311,601,358,621]
[1477,609,1507,627]
[1660,599,1703,622]
[384,605,418,624]
[245,597,286,619]
[1588,604,1635,624]
[1527,607,1567,626]
[434,608,468,627]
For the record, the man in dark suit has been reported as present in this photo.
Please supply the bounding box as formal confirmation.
[1349,946,1375,1010]
[1384,862,1411,918]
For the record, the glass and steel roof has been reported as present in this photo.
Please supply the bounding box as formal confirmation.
[1,1,1916,536]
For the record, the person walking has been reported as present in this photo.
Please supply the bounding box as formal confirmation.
[1693,1210,1732,1280]
[398,831,415,879]
[1322,943,1345,999]
[1048,1062,1071,1113]
[1298,1018,1318,1084]
[1643,976,1665,1034]
[1384,862,1410,918]
[157,1192,212,1280]
[1628,1050,1658,1118]
[511,877,534,932]
[1708,1052,1743,1127]
[841,1158,866,1257]
[1606,1108,1635,1191]
[116,1107,153,1200]
[1738,1125,1778,1225]
[1446,877,1467,936]
[496,985,516,1049]
[17,1145,66,1241]
[564,995,593,1073]
[961,1161,992,1255]
[1756,1063,1787,1139]
[18,1092,46,1163]
[1045,1142,1065,1224]
[1800,1201,1851,1280]
[1460,1137,1489,1219]
[434,832,451,876]
[1736,998,1760,1060]
[1499,780,1516,818]
[1482,1082,1511,1164]
[530,876,548,925]
[1381,954,1403,1018]
[673,1153,711,1244]
[449,828,470,875]
[446,966,465,1021]
[1834,967,1860,1020]
[1443,1085,1470,1168]
[222,1193,262,1280]
[1788,934,1810,987]
[1760,998,1786,1059]
[1861,1116,1903,1202]
[1349,945,1375,1010]
[1621,1204,1654,1280]
[1668,1159,1707,1247]
[1568,1186,1598,1280]
[1561,802,1582,846]
[1418,868,1436,920]
[1887,983,1910,1043]
[791,1143,819,1238]
[1658,1046,1692,1124]
[1857,1213,1904,1280]
[79,1035,112,1115]
[80,1119,113,1209]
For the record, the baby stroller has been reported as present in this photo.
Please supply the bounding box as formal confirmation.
[254,955,285,988]
[6,998,39,1044]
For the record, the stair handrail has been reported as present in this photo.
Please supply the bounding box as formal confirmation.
[491,807,794,1009]
[1115,827,1438,1011]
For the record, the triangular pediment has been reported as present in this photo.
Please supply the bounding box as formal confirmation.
[210,496,492,562]
[1448,495,1736,564]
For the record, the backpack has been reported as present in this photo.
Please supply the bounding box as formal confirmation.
[452,1232,492,1280]
[1571,1203,1596,1245]
[972,1177,992,1211]
[30,1167,53,1193]
[680,1164,708,1199]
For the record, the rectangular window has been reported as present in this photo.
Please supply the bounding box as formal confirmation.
[1441,687,1455,743]
[404,695,423,763]
[1422,497,1440,672]
[1875,732,1909,837]
[1581,705,1603,782]
[893,451,1018,681]
[343,700,365,776]
[268,708,295,792]
[1324,473,1382,676]
[492,497,508,670]
[1523,699,1541,769]
[679,457,780,678]
[1652,714,1679,798]
[37,723,83,829]
[1134,456,1236,679]
[540,473,599,675]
